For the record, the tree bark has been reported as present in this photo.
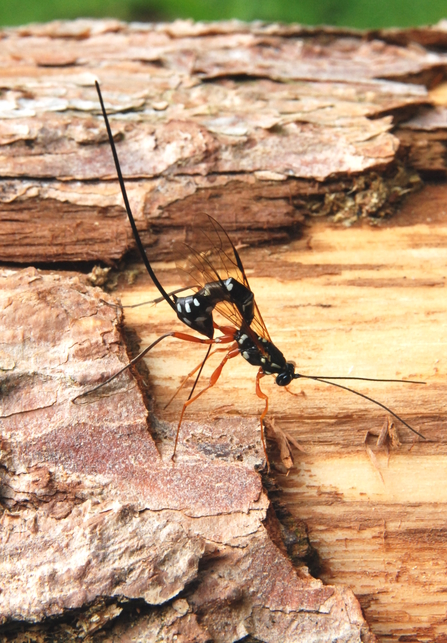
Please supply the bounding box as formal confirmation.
[1,18,442,264]
[1,17,447,643]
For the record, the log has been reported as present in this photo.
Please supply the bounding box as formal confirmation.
[0,267,374,642]
[1,17,447,643]
[0,18,440,264]
[113,183,447,643]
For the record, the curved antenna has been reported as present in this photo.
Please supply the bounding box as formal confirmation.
[294,374,426,440]
[95,81,176,314]
[100,287,194,311]
[296,375,426,384]
[72,332,175,404]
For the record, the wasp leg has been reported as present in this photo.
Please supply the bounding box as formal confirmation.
[164,345,231,409]
[72,329,236,404]
[183,324,242,402]
[255,369,270,472]
[172,343,240,461]
[213,322,239,335]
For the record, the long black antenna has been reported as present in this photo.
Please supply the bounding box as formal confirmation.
[294,374,425,439]
[95,80,176,314]
[296,375,425,384]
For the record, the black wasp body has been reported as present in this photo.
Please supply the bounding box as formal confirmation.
[75,82,425,469]
[174,277,254,339]
[174,270,295,385]
[236,330,296,386]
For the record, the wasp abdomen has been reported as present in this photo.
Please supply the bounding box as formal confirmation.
[174,277,254,339]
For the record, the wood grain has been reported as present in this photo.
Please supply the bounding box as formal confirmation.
[2,17,447,642]
[113,183,447,642]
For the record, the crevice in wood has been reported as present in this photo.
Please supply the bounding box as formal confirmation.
[2,17,447,643]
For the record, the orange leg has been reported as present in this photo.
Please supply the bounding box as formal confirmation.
[73,328,237,403]
[213,322,237,334]
[255,369,270,472]
[160,323,238,408]
[170,330,236,345]
[164,345,232,409]
[172,343,240,461]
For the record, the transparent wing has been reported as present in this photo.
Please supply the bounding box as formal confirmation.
[175,213,272,344]
[214,298,272,344]
[175,213,250,291]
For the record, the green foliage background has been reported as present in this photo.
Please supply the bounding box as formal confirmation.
[1,0,446,29]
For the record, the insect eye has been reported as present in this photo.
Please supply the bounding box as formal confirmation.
[276,371,293,386]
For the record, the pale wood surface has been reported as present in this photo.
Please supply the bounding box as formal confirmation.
[2,17,447,642]
[114,183,447,642]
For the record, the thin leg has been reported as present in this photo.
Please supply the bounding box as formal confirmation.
[72,328,237,404]
[213,322,238,336]
[255,369,270,472]
[172,343,240,460]
[164,345,230,409]
[187,344,211,401]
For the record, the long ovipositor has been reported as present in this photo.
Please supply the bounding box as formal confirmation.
[73,81,426,468]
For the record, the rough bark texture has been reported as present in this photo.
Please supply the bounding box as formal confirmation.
[112,184,446,643]
[2,18,447,263]
[1,17,447,643]
[0,267,374,642]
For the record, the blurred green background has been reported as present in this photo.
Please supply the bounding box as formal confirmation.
[1,0,446,29]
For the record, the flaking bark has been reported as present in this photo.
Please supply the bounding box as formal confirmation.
[1,19,446,264]
[2,17,447,643]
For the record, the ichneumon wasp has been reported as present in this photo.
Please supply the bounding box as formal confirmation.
[73,81,425,469]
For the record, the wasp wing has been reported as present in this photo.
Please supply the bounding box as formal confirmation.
[175,213,272,345]
[217,298,272,347]
[176,213,250,290]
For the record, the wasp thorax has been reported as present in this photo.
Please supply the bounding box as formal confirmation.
[173,293,214,338]
[235,330,294,386]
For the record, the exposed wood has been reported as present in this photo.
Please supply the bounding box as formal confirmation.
[111,182,446,643]
[1,17,447,643]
